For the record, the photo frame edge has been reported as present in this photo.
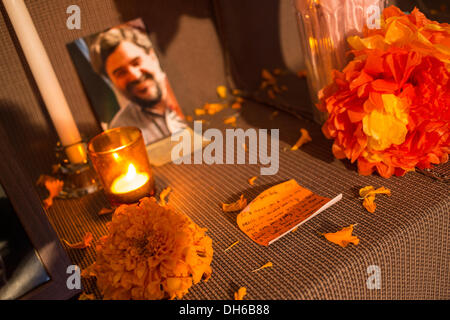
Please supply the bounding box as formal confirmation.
[0,125,81,300]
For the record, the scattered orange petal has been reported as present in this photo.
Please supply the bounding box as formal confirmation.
[359,186,375,198]
[371,186,391,196]
[51,164,61,174]
[224,240,239,252]
[204,103,226,115]
[195,108,206,116]
[186,115,193,122]
[252,261,273,272]
[281,85,288,91]
[273,68,282,75]
[224,116,237,126]
[98,207,114,215]
[248,176,257,185]
[217,85,227,99]
[222,194,247,212]
[159,186,172,206]
[291,128,312,150]
[359,186,391,212]
[36,174,54,186]
[260,81,269,90]
[267,89,276,99]
[270,111,279,119]
[78,293,95,300]
[234,287,247,300]
[43,179,64,209]
[63,232,93,249]
[261,69,276,82]
[231,102,242,109]
[273,85,282,93]
[323,224,359,247]
[363,195,377,213]
[297,70,307,78]
[232,89,243,95]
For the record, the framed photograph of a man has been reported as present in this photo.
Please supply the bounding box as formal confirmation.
[67,19,187,147]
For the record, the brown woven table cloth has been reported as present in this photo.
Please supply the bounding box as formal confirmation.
[0,0,448,300]
[45,101,450,300]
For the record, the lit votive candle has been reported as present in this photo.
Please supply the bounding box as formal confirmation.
[88,127,155,206]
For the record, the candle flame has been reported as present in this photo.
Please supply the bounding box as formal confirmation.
[125,163,137,181]
[110,163,149,195]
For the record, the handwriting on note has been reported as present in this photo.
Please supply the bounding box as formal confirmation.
[237,179,342,246]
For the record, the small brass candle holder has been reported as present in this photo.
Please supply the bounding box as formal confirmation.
[87,127,155,206]
[53,141,100,198]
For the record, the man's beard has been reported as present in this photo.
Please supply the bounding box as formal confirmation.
[124,73,163,110]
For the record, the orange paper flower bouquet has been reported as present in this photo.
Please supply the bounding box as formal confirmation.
[318,6,450,178]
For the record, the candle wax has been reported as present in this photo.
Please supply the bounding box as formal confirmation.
[3,0,86,164]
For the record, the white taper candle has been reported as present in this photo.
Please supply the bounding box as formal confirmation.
[3,0,87,164]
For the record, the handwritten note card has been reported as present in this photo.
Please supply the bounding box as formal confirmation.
[237,179,342,246]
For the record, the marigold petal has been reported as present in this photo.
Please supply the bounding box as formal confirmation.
[248,176,257,186]
[63,232,93,249]
[323,225,359,247]
[362,194,377,213]
[291,128,312,150]
[234,287,247,300]
[217,85,227,99]
[222,194,247,212]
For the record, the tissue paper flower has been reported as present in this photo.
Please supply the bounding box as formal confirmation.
[319,7,450,178]
[348,6,450,70]
[83,197,213,300]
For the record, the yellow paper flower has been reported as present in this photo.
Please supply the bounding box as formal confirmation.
[362,94,409,151]
[83,197,213,300]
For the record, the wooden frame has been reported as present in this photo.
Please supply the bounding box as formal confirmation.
[0,126,80,300]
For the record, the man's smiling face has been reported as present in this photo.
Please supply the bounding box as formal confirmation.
[105,41,162,106]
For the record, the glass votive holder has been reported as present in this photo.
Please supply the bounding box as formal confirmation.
[88,127,155,206]
[293,0,390,124]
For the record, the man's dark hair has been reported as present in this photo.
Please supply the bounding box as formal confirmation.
[90,25,152,76]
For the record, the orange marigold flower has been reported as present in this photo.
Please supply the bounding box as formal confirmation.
[84,197,213,300]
